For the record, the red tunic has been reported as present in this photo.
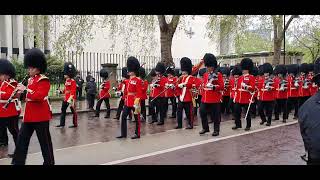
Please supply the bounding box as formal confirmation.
[177,75,195,102]
[23,74,52,122]
[222,77,231,97]
[229,76,236,99]
[234,74,255,104]
[125,76,143,107]
[0,79,19,117]
[141,79,148,100]
[299,75,311,97]
[288,75,299,97]
[257,76,275,101]
[165,76,177,98]
[201,72,224,103]
[63,78,77,102]
[150,76,167,98]
[99,80,110,99]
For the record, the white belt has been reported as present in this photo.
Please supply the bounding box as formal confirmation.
[26,96,49,102]
[203,88,213,91]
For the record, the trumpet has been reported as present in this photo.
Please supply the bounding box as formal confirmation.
[2,76,29,109]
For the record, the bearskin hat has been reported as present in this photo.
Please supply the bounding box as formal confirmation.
[262,63,273,74]
[231,65,242,76]
[63,62,77,78]
[299,63,309,74]
[240,58,254,72]
[180,57,192,75]
[138,67,146,79]
[313,57,320,84]
[24,48,47,73]
[218,67,230,76]
[155,62,166,74]
[203,53,217,68]
[150,68,156,77]
[258,65,264,76]
[308,63,314,73]
[127,56,140,75]
[122,67,129,79]
[100,68,109,79]
[199,68,207,77]
[174,68,180,77]
[229,65,235,71]
[288,64,299,75]
[0,59,16,78]
[166,66,175,76]
[274,65,287,76]
[251,66,259,77]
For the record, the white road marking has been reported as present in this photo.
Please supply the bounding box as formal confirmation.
[101,121,298,165]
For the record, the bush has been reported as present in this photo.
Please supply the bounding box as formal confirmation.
[11,58,28,82]
[46,55,64,84]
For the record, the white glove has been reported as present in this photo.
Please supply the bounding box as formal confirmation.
[241,82,247,89]
[169,84,175,89]
[165,83,169,89]
[115,91,122,97]
[112,87,117,91]
[178,83,186,88]
[206,83,214,88]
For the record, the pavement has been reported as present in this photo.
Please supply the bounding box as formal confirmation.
[0,108,306,165]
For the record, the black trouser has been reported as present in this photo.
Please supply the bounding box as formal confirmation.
[234,103,251,128]
[274,99,288,120]
[152,97,166,123]
[167,97,177,117]
[95,98,110,117]
[289,97,299,118]
[12,121,54,165]
[221,96,230,114]
[250,97,258,117]
[140,99,146,120]
[177,101,193,128]
[59,101,78,126]
[299,96,310,107]
[258,101,274,124]
[116,99,125,118]
[200,103,221,132]
[229,98,235,114]
[148,97,154,116]
[0,116,19,145]
[193,95,201,116]
[120,106,140,137]
[77,87,82,100]
[87,94,96,109]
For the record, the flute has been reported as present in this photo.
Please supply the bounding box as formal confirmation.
[2,76,29,109]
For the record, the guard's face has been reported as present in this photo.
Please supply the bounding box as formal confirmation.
[128,72,135,76]
[64,75,69,79]
[264,73,269,77]
[0,74,9,81]
[181,71,188,75]
[28,67,40,77]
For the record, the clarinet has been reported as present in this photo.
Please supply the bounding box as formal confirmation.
[3,76,29,109]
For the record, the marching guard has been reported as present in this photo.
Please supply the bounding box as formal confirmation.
[199,53,224,136]
[287,64,300,119]
[117,57,142,139]
[257,63,275,126]
[298,63,312,107]
[0,59,20,156]
[138,67,148,121]
[164,66,177,119]
[114,67,131,120]
[220,66,231,116]
[94,68,111,118]
[232,58,255,131]
[229,65,242,120]
[273,65,289,123]
[56,62,78,128]
[12,48,55,165]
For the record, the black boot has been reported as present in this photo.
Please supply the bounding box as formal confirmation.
[131,134,140,139]
[244,127,250,131]
[232,126,241,130]
[266,123,271,126]
[157,121,164,125]
[116,135,126,138]
[260,121,266,125]
[56,124,65,128]
[199,129,209,134]
[212,131,219,136]
[175,126,182,129]
[69,125,78,128]
[283,119,287,123]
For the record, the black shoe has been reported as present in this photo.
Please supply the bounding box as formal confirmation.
[185,125,193,129]
[104,115,110,118]
[113,117,120,120]
[175,126,182,129]
[260,121,265,125]
[274,118,279,121]
[266,123,271,126]
[157,122,164,125]
[131,134,140,139]
[7,153,14,158]
[56,125,65,128]
[212,131,219,136]
[68,125,78,128]
[199,129,210,134]
[116,135,126,138]
[283,119,287,123]
[232,126,241,130]
[244,127,250,131]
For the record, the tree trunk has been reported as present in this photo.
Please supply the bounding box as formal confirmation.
[43,15,50,55]
[273,39,282,65]
[160,30,173,66]
[33,15,39,48]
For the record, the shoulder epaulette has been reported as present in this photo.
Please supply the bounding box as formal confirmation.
[38,74,49,82]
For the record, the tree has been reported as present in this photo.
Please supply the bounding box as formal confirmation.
[235,31,273,54]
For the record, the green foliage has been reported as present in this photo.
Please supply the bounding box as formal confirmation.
[235,31,273,54]
[11,58,28,82]
[46,55,64,84]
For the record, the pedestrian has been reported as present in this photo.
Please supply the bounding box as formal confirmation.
[85,77,97,110]
[199,53,224,136]
[0,59,20,157]
[116,56,142,139]
[75,72,84,100]
[94,68,111,118]
[56,62,78,128]
[12,48,55,165]
[298,57,320,165]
